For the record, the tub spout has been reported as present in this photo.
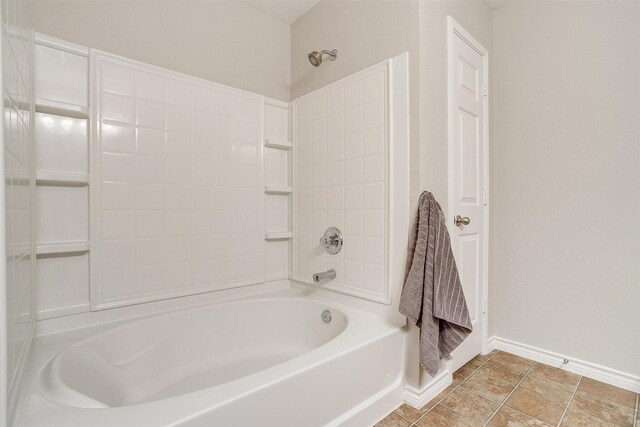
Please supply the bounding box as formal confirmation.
[312,269,336,283]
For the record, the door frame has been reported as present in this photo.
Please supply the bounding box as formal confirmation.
[447,16,490,354]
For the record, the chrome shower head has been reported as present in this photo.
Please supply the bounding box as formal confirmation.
[308,49,338,67]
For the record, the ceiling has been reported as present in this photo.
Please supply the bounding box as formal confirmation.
[243,0,322,24]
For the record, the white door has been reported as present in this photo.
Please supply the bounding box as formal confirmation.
[447,18,488,371]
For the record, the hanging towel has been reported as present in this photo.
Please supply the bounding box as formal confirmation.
[399,191,472,377]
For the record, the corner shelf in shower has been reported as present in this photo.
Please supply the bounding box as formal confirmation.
[264,139,292,150]
[36,172,89,187]
[264,232,293,241]
[36,241,90,256]
[265,185,292,195]
[35,98,89,119]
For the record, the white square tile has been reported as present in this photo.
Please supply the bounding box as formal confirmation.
[327,161,344,186]
[363,71,385,103]
[101,62,134,96]
[326,88,344,114]
[102,152,135,181]
[165,79,191,108]
[136,237,166,266]
[326,257,344,282]
[344,184,363,210]
[327,113,344,139]
[136,127,165,157]
[165,158,192,184]
[310,95,326,118]
[363,263,384,293]
[101,268,135,299]
[363,210,384,237]
[309,119,326,143]
[135,71,164,102]
[102,93,134,124]
[192,136,217,161]
[192,86,215,112]
[166,105,191,133]
[344,106,363,135]
[345,210,363,236]
[344,81,363,110]
[102,240,135,269]
[327,210,345,232]
[344,157,363,184]
[312,187,327,210]
[344,132,363,159]
[165,236,191,263]
[312,211,327,233]
[135,265,166,293]
[136,155,164,183]
[135,211,164,237]
[166,262,191,288]
[363,127,385,156]
[165,185,192,210]
[135,183,164,210]
[344,260,363,287]
[364,99,385,130]
[327,136,344,162]
[310,141,327,165]
[312,164,327,188]
[364,154,385,183]
[101,122,135,154]
[101,211,134,239]
[164,211,191,235]
[102,182,134,210]
[344,235,363,262]
[165,132,191,159]
[363,236,384,265]
[136,100,165,129]
[363,182,385,210]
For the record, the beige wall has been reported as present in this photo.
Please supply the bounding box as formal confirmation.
[491,1,640,376]
[28,1,291,101]
[291,0,421,206]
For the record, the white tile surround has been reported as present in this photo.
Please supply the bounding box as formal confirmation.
[91,51,265,309]
[2,2,36,422]
[293,65,390,303]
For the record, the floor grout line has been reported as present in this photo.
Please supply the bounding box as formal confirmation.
[555,376,582,427]
[482,361,537,426]
[411,350,501,425]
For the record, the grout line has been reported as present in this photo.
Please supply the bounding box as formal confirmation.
[556,376,583,427]
[412,350,501,425]
[483,361,537,426]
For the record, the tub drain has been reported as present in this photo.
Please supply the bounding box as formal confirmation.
[321,309,332,323]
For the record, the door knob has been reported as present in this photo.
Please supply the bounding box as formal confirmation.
[455,215,470,226]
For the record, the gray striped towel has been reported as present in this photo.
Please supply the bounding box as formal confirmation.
[399,191,472,377]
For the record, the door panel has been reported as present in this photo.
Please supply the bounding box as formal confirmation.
[449,23,488,372]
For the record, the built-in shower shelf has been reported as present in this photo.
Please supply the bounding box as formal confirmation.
[264,139,292,150]
[265,185,292,195]
[36,98,89,119]
[36,241,90,256]
[264,232,293,241]
[36,172,89,187]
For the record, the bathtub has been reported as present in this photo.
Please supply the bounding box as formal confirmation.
[15,289,406,426]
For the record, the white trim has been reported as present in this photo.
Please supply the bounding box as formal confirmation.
[404,359,453,408]
[488,336,640,394]
[447,16,491,356]
[34,32,89,56]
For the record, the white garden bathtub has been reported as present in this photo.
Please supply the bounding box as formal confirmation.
[15,289,406,426]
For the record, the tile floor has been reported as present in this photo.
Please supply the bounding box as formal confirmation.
[376,350,639,427]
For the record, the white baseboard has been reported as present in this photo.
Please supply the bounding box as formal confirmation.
[488,336,640,394]
[404,359,453,409]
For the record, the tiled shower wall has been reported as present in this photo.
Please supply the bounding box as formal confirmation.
[92,52,264,309]
[2,0,35,421]
[293,66,388,302]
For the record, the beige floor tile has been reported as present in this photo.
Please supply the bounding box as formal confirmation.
[577,377,638,409]
[571,390,635,426]
[430,380,461,403]
[478,358,528,385]
[560,406,619,427]
[393,402,434,422]
[518,371,574,403]
[414,404,481,427]
[487,406,551,426]
[505,387,568,425]
[465,351,497,369]
[439,386,500,423]
[489,351,535,374]
[529,363,581,388]
[375,411,412,427]
[453,363,479,382]
[461,369,516,403]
